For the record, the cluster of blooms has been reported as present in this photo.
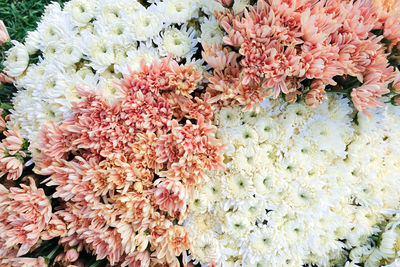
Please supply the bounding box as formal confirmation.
[0,125,28,181]
[3,0,400,266]
[203,0,400,113]
[0,177,52,265]
[185,96,400,266]
[2,0,226,154]
[30,57,223,266]
[348,211,400,267]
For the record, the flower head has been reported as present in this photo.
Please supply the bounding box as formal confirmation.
[0,177,52,257]
[4,41,29,77]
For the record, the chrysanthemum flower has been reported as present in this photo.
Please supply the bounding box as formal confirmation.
[0,177,52,258]
[0,129,26,180]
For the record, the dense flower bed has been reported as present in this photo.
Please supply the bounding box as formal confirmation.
[0,0,400,266]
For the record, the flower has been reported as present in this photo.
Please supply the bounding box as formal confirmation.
[155,0,197,25]
[154,178,188,219]
[64,0,96,26]
[0,20,9,45]
[2,256,47,267]
[132,10,163,41]
[167,61,203,97]
[160,26,197,60]
[0,73,14,84]
[4,41,29,77]
[384,12,400,46]
[0,157,24,181]
[202,42,237,70]
[206,0,396,111]
[0,177,52,257]
[200,16,224,45]
[40,214,67,240]
[0,129,26,180]
[65,248,79,263]
[305,80,327,108]
[351,81,389,115]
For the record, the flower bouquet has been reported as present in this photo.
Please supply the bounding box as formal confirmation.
[1,0,400,266]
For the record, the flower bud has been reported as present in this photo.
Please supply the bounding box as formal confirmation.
[0,20,10,45]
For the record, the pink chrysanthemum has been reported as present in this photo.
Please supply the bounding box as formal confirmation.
[0,177,51,259]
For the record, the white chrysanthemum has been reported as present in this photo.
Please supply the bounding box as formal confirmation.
[215,106,242,128]
[159,26,198,60]
[253,116,280,143]
[189,233,220,264]
[223,211,252,237]
[36,12,76,49]
[247,226,273,254]
[199,0,224,15]
[225,172,254,199]
[232,0,250,14]
[85,33,115,71]
[155,0,198,25]
[304,114,349,157]
[379,230,399,258]
[58,40,83,66]
[230,146,262,172]
[132,10,163,41]
[114,45,160,75]
[65,0,96,26]
[8,90,47,153]
[95,0,127,25]
[4,41,29,77]
[24,31,41,55]
[200,16,224,45]
[201,178,223,205]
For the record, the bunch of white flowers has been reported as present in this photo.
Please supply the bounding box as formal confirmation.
[347,211,400,267]
[3,0,225,154]
[185,95,400,266]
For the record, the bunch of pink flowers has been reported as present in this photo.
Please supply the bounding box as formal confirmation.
[17,59,223,266]
[205,0,400,113]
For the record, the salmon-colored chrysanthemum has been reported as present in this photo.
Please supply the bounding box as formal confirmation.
[2,256,47,267]
[202,43,238,70]
[167,61,203,97]
[0,156,23,181]
[0,177,52,257]
[41,214,67,241]
[154,178,188,219]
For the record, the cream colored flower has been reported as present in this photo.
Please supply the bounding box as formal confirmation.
[4,41,29,77]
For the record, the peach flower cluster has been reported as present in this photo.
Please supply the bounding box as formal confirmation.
[0,177,52,264]
[33,59,223,266]
[0,128,27,180]
[205,0,400,113]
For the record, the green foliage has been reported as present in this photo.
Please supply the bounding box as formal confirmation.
[0,0,66,41]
